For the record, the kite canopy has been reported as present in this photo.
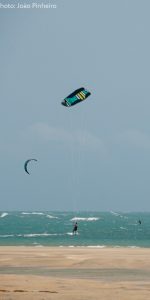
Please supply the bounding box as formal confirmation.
[61,87,91,107]
[24,159,37,175]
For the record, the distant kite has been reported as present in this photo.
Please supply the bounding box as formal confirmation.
[24,159,37,175]
[61,87,91,107]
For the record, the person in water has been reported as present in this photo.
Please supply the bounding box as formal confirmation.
[73,222,78,234]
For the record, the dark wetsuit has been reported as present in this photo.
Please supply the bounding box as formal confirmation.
[73,222,78,234]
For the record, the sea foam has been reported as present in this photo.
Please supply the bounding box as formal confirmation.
[22,212,44,215]
[0,213,8,218]
[71,217,99,221]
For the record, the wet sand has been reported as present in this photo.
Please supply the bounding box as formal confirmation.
[0,246,150,299]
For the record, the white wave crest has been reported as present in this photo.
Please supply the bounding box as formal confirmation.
[128,246,140,248]
[87,245,106,248]
[67,232,73,236]
[67,232,79,236]
[71,217,99,221]
[0,234,14,237]
[16,233,65,238]
[120,227,127,230]
[110,211,121,217]
[0,213,8,218]
[21,212,58,219]
[46,214,58,219]
[23,233,60,237]
[110,211,128,219]
[22,212,44,215]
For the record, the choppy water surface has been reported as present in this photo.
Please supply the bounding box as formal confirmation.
[0,211,149,247]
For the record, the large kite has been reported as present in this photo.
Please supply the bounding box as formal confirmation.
[24,159,37,175]
[61,87,91,107]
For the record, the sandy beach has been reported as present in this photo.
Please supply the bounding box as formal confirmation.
[0,246,150,299]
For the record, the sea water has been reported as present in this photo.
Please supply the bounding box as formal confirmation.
[0,211,150,247]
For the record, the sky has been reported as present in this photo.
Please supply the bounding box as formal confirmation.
[0,0,150,211]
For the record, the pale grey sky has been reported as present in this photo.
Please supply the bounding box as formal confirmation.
[0,0,150,211]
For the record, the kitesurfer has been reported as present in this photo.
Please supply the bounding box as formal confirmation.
[73,222,78,234]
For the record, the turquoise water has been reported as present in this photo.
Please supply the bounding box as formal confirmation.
[0,211,150,247]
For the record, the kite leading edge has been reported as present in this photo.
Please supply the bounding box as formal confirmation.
[24,159,38,175]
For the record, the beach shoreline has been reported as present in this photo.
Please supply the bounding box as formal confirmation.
[0,246,150,299]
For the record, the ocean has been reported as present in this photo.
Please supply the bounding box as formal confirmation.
[0,211,150,247]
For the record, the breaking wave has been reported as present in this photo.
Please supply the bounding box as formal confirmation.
[46,214,58,219]
[22,212,44,215]
[0,213,8,218]
[21,212,58,219]
[71,217,99,221]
